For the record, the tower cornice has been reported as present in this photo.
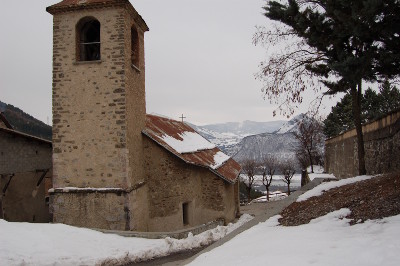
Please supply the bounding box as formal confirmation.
[46,0,149,32]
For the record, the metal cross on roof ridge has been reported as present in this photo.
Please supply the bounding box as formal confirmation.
[179,114,186,123]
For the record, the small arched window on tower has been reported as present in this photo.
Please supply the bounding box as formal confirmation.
[131,26,139,69]
[76,17,101,61]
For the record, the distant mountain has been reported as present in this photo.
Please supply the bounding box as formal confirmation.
[273,113,307,134]
[189,120,285,154]
[0,100,52,140]
[200,120,286,136]
[232,132,297,162]
[192,114,313,164]
[230,114,319,163]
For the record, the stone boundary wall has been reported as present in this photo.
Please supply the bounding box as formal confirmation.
[325,110,400,179]
[96,219,225,239]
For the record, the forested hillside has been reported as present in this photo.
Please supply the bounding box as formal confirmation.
[0,100,51,140]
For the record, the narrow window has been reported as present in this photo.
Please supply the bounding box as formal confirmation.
[77,17,101,61]
[182,202,189,226]
[131,26,139,67]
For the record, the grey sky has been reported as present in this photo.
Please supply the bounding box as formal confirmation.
[0,0,338,125]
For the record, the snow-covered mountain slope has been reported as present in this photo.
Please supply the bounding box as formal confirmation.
[189,120,285,154]
[202,120,286,136]
[232,132,297,162]
[225,113,318,163]
[190,114,318,162]
[273,113,307,134]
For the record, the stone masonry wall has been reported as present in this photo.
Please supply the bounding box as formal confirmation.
[0,130,52,175]
[51,7,130,189]
[1,171,51,223]
[50,5,148,231]
[124,8,146,187]
[123,9,148,231]
[51,191,127,230]
[0,130,52,222]
[325,110,400,178]
[143,137,237,232]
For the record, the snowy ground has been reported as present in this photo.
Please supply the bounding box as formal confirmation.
[2,174,396,266]
[251,191,288,203]
[0,214,253,266]
[188,209,400,266]
[189,174,400,265]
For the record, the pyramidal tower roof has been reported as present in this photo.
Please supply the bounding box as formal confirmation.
[47,0,149,31]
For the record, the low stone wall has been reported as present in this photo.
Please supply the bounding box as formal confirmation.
[325,110,400,178]
[96,219,225,239]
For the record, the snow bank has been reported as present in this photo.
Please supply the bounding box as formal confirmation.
[297,175,374,202]
[163,214,253,252]
[161,131,215,153]
[0,214,253,266]
[189,209,400,266]
[252,191,288,203]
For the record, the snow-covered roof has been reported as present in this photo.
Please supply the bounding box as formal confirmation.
[143,114,241,183]
[161,131,216,153]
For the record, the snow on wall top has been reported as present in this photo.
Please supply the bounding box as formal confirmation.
[143,114,241,183]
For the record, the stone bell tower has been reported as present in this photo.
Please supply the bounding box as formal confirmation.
[47,0,149,231]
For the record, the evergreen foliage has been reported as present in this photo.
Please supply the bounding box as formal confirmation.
[324,81,400,138]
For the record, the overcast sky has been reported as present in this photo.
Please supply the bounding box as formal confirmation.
[0,0,339,126]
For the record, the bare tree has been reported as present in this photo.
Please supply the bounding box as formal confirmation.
[293,118,324,173]
[253,24,326,118]
[279,160,296,196]
[295,148,309,171]
[240,159,257,203]
[260,154,278,201]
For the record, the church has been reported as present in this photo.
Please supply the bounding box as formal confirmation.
[46,0,241,232]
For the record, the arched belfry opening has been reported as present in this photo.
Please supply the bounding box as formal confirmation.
[76,17,100,61]
[131,26,139,67]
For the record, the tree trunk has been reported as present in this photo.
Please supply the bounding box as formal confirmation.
[246,186,251,203]
[266,186,270,201]
[301,169,310,187]
[307,149,314,173]
[287,182,291,195]
[351,83,367,175]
